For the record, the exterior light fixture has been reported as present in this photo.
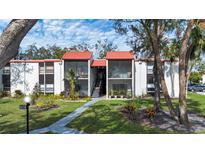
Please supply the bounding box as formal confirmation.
[23,96,32,134]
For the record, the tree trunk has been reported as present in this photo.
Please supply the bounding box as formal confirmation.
[153,56,161,112]
[155,52,177,119]
[152,20,177,119]
[179,20,195,126]
[0,19,38,69]
[185,43,195,98]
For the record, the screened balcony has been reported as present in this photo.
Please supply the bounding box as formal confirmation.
[108,60,132,79]
[65,61,88,79]
[108,79,132,98]
[76,80,88,96]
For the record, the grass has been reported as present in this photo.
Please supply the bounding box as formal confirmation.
[186,92,205,116]
[67,92,205,134]
[67,99,175,134]
[0,98,85,134]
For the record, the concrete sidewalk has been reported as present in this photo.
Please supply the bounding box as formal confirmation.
[29,97,102,134]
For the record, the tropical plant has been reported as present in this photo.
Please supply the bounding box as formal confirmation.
[145,108,156,119]
[178,20,205,125]
[66,69,78,100]
[121,102,137,115]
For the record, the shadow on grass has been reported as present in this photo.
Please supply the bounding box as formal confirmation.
[68,102,170,134]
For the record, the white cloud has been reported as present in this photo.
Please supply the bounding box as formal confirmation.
[0,19,131,56]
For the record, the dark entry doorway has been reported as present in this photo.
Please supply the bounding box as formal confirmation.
[91,67,106,97]
[96,67,106,96]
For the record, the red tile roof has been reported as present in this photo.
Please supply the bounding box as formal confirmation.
[10,59,61,63]
[91,59,106,67]
[62,51,92,60]
[106,51,134,60]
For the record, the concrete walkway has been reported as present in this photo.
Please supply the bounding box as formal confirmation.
[29,97,102,134]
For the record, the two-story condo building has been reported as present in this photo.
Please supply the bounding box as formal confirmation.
[0,51,179,98]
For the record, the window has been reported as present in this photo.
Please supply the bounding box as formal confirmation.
[2,75,10,91]
[65,61,88,78]
[147,74,154,84]
[39,75,44,84]
[45,74,54,84]
[112,84,127,91]
[39,62,54,93]
[45,62,54,74]
[108,60,132,78]
[147,62,154,74]
[39,63,45,74]
[45,84,54,93]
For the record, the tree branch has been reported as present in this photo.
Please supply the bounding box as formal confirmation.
[0,19,38,69]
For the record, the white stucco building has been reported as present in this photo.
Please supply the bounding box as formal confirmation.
[0,51,179,98]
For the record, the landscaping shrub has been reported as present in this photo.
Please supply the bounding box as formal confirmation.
[121,102,136,114]
[31,83,41,104]
[120,102,137,120]
[144,108,156,119]
[60,91,65,97]
[36,99,58,111]
[0,91,11,97]
[14,90,24,98]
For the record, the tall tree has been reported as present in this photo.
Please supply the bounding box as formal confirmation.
[94,39,118,59]
[0,19,38,68]
[178,20,195,125]
[16,44,68,60]
[178,20,205,125]
[69,42,91,51]
[114,20,177,118]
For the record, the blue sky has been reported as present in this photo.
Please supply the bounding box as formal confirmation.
[0,19,131,57]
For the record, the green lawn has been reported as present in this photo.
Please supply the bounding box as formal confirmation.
[0,98,85,134]
[186,93,205,116]
[67,93,205,134]
[67,99,173,134]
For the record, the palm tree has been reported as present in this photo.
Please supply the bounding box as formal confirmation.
[66,69,78,100]
[178,20,205,125]
[185,23,205,96]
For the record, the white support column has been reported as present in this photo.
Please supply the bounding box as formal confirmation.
[132,60,135,98]
[59,62,62,93]
[44,62,46,95]
[88,60,91,97]
[106,60,108,99]
[23,63,26,94]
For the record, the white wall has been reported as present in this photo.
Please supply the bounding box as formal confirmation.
[202,74,205,84]
[10,62,39,95]
[135,61,147,96]
[164,62,179,98]
[54,61,64,95]
[88,60,91,96]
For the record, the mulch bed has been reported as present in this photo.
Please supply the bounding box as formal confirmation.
[120,108,174,126]
[120,107,205,133]
[35,104,59,112]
